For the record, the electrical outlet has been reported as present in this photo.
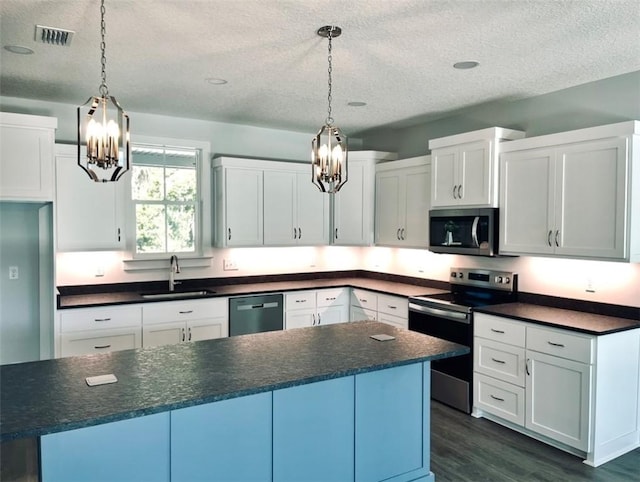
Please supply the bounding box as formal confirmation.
[9,266,19,280]
[95,265,105,277]
[223,259,238,271]
[586,277,596,293]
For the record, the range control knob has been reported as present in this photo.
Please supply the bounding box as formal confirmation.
[458,272,463,279]
[504,277,511,284]
[497,276,503,283]
[451,272,457,278]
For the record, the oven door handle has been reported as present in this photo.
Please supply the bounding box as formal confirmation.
[471,216,480,247]
[409,303,470,323]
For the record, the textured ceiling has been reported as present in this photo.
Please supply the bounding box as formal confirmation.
[1,0,639,135]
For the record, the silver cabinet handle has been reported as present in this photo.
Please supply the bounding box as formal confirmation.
[298,227,302,239]
[188,327,192,341]
[295,299,308,303]
[458,184,463,199]
[325,297,336,301]
[452,185,458,199]
[94,318,111,322]
[335,228,338,240]
[547,230,552,247]
[181,328,186,342]
[555,230,560,247]
[387,305,397,310]
[396,228,401,240]
[317,313,321,325]
[228,228,231,241]
[179,310,193,314]
[359,298,367,303]
[490,394,505,402]
[526,358,530,376]
[293,227,297,239]
[117,227,121,242]
[547,341,565,348]
[312,314,316,326]
[490,328,505,334]
[94,344,111,349]
[491,358,506,364]
[400,228,405,240]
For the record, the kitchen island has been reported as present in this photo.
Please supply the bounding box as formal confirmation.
[1,321,468,482]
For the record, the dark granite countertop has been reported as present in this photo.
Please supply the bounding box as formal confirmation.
[0,321,467,441]
[476,303,640,335]
[57,274,449,309]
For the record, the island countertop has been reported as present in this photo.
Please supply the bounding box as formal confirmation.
[1,321,467,441]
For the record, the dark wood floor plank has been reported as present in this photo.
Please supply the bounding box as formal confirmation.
[431,401,640,482]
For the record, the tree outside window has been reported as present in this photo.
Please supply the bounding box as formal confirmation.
[131,144,199,254]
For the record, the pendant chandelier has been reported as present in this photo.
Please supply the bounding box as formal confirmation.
[312,26,348,193]
[77,0,130,182]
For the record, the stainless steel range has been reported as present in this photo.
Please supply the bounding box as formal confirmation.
[408,267,517,413]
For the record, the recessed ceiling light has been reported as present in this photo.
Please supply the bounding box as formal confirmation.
[4,45,34,55]
[453,61,479,70]
[206,78,228,85]
[348,101,367,107]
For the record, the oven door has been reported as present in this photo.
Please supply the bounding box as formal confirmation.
[408,302,473,413]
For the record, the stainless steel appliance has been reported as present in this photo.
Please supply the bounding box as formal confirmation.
[229,294,283,336]
[409,267,517,413]
[429,208,499,256]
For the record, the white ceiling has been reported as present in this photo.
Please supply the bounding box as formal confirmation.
[1,0,639,135]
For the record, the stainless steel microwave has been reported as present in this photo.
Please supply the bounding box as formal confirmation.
[428,208,499,256]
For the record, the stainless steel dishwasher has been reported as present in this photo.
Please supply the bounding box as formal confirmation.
[229,294,283,336]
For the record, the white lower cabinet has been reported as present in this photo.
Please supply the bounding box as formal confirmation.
[350,289,408,329]
[142,298,228,348]
[473,312,640,466]
[284,288,349,329]
[59,305,142,357]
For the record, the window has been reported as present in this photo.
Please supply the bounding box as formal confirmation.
[131,144,200,255]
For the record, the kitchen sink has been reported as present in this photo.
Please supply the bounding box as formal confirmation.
[140,289,216,300]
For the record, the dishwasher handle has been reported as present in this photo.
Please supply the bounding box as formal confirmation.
[236,301,280,311]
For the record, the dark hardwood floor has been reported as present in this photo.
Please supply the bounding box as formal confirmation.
[431,401,640,482]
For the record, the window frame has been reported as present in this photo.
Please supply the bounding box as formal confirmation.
[127,135,211,260]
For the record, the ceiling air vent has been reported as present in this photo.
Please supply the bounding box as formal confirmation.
[35,25,74,46]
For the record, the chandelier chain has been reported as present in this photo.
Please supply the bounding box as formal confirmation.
[99,0,109,97]
[326,29,333,126]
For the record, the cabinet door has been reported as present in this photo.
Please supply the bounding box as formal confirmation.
[431,146,458,207]
[403,164,431,246]
[296,172,329,245]
[317,304,348,325]
[500,147,555,255]
[350,305,377,322]
[60,328,141,357]
[458,140,493,206]
[285,309,315,329]
[273,376,355,481]
[41,412,170,482]
[375,170,402,245]
[264,170,296,245]
[171,392,272,482]
[143,321,185,348]
[225,168,263,246]
[0,119,55,201]
[187,318,226,342]
[526,351,592,451]
[55,145,125,251]
[554,137,628,259]
[333,159,372,245]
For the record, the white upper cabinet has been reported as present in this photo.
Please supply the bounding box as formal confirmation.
[55,144,126,251]
[429,127,524,208]
[375,156,431,247]
[0,112,57,201]
[264,168,329,246]
[332,151,396,246]
[500,121,639,261]
[213,157,328,247]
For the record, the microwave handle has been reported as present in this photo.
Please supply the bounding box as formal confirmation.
[471,216,480,247]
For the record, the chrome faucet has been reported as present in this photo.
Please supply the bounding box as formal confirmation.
[169,255,181,291]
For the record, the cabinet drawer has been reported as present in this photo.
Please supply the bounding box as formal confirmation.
[143,298,227,324]
[475,313,525,347]
[351,289,378,311]
[316,288,348,307]
[60,328,141,357]
[474,338,525,387]
[60,306,142,332]
[474,373,525,426]
[377,294,408,317]
[285,291,315,309]
[526,325,593,364]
